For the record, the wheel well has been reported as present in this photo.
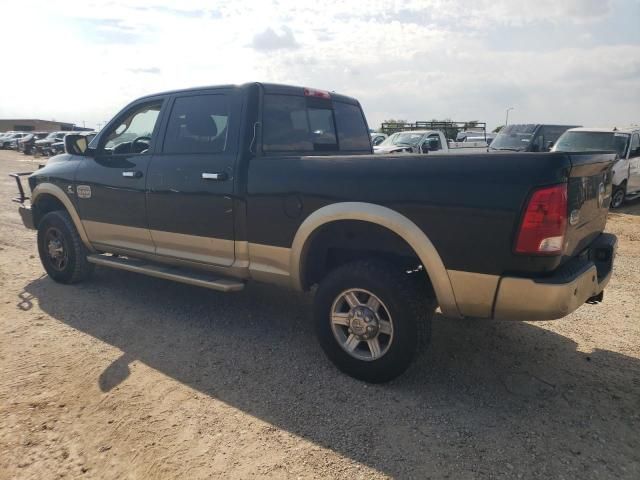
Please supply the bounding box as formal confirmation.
[300,220,433,293]
[33,194,67,227]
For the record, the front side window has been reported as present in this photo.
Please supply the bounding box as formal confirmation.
[424,133,442,151]
[163,94,229,154]
[103,101,162,155]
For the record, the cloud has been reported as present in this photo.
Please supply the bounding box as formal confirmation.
[251,26,300,51]
[0,0,637,131]
[128,67,162,74]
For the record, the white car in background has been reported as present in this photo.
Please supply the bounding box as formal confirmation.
[373,130,487,154]
[552,127,640,208]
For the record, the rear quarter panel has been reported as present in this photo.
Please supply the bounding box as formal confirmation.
[245,152,575,277]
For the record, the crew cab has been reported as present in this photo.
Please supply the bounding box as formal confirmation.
[12,83,617,383]
[373,130,487,154]
[552,127,640,208]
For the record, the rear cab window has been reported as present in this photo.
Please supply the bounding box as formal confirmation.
[262,92,370,154]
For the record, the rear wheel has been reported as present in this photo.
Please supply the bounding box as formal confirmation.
[37,210,94,284]
[314,259,434,383]
[611,184,626,209]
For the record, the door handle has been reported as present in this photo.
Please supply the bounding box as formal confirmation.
[122,171,142,178]
[202,172,228,181]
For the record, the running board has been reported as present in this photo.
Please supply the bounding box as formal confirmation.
[86,254,245,292]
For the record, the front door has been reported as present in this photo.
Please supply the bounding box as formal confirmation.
[145,91,237,266]
[76,99,165,254]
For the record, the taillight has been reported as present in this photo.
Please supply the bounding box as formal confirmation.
[515,184,568,255]
[304,87,331,99]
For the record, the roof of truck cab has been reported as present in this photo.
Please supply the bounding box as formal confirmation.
[565,127,639,134]
[135,82,360,105]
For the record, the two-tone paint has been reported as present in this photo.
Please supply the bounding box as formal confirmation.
[24,82,618,320]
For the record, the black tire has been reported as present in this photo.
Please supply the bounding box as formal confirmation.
[314,259,435,383]
[37,210,94,284]
[611,184,626,209]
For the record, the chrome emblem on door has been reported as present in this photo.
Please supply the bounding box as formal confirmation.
[76,185,92,199]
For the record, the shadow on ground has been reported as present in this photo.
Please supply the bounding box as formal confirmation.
[615,196,640,216]
[23,269,640,478]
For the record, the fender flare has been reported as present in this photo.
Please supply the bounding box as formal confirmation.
[289,202,461,318]
[32,183,95,252]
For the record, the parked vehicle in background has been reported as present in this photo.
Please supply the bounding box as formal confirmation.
[373,130,487,154]
[464,133,495,145]
[17,132,49,154]
[490,124,579,152]
[370,132,387,146]
[1,132,30,149]
[553,127,640,208]
[49,132,96,158]
[11,82,618,383]
[35,132,67,156]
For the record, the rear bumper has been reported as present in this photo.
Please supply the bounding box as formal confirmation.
[493,233,617,320]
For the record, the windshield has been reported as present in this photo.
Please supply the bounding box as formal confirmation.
[490,124,537,151]
[379,132,424,147]
[553,131,630,157]
[45,132,58,140]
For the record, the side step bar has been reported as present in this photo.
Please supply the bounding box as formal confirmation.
[87,254,245,292]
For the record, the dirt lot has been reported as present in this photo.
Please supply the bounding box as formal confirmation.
[0,149,638,479]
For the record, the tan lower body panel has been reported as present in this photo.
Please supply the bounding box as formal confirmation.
[447,270,500,318]
[150,229,234,267]
[82,220,292,286]
[83,220,156,254]
[246,243,292,287]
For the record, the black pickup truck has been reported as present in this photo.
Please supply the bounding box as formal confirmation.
[12,83,617,382]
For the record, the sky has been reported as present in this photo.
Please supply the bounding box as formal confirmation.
[0,0,638,131]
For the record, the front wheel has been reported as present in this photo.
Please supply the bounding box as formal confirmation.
[37,210,94,284]
[611,185,626,209]
[314,260,434,383]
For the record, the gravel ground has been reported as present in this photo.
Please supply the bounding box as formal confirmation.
[0,149,639,479]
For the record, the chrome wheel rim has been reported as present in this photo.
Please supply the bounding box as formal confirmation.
[330,289,394,361]
[44,227,68,271]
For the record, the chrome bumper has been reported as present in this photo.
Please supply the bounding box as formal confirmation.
[493,233,617,321]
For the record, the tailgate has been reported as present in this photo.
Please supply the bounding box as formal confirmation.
[564,152,618,258]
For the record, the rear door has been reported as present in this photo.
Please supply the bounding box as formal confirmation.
[145,89,239,266]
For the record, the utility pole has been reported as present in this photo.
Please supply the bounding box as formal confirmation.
[505,107,514,126]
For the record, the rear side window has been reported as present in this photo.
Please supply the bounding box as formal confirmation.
[163,94,229,154]
[262,94,370,153]
[333,101,370,151]
[262,94,337,152]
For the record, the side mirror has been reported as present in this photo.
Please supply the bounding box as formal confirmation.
[545,141,554,151]
[64,134,88,155]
